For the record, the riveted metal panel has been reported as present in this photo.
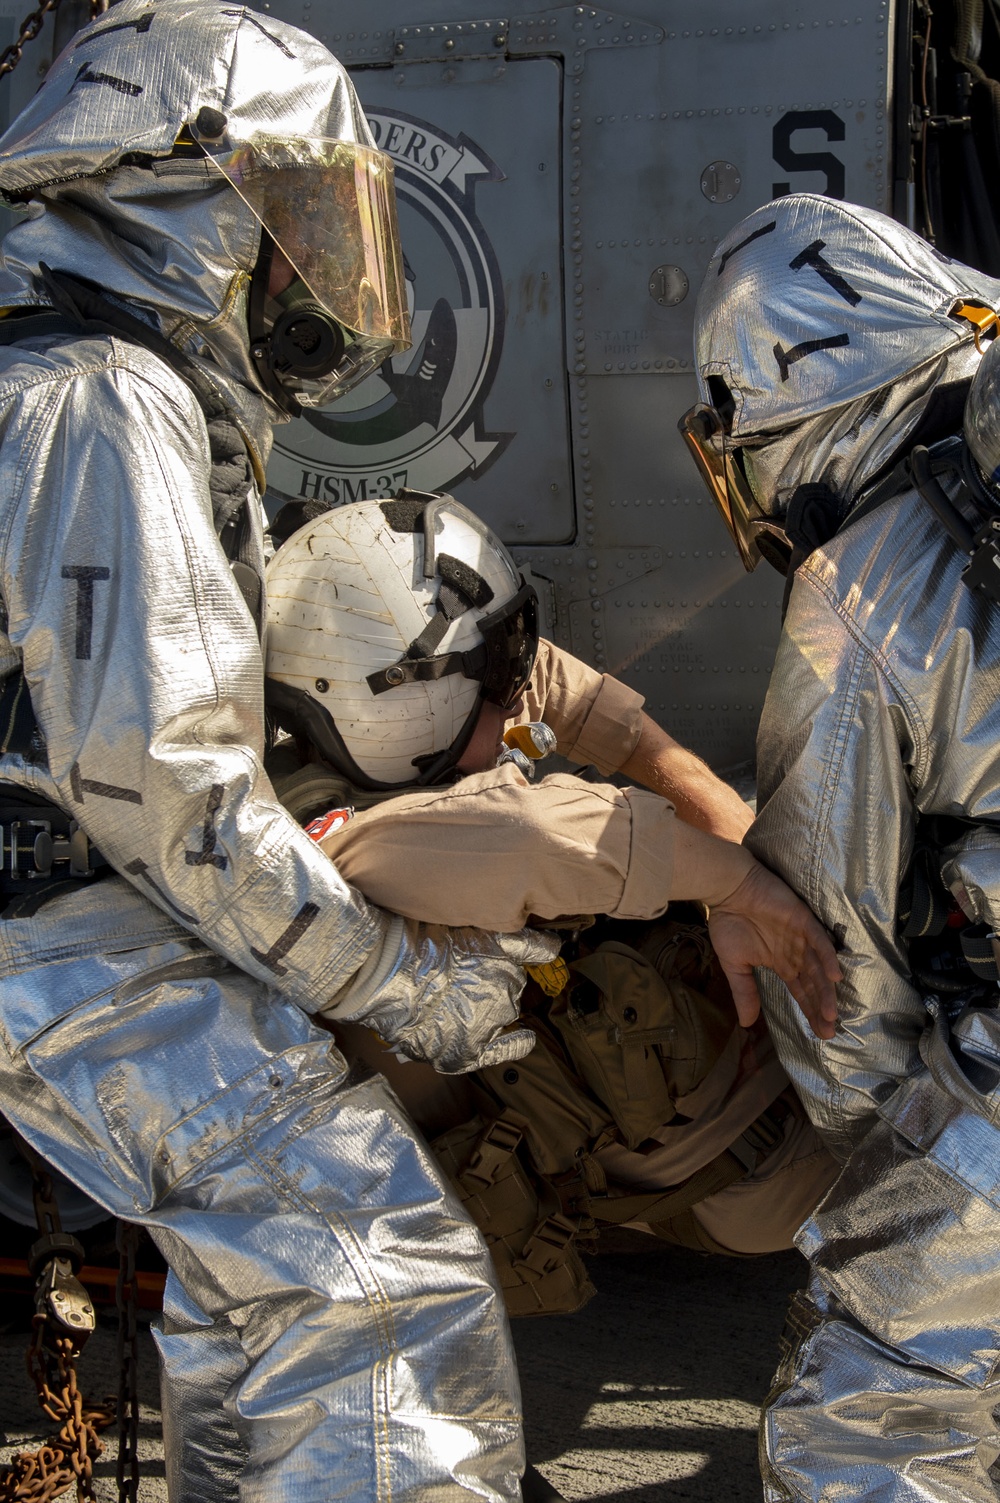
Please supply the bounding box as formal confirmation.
[584,378,783,771]
[574,5,893,375]
[239,0,897,769]
[514,370,782,771]
[266,54,575,548]
[394,17,510,60]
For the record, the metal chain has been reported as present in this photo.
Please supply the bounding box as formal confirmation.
[0,0,63,81]
[0,1131,119,1502]
[0,1322,114,1503]
[0,1216,143,1503]
[114,1223,140,1503]
[0,0,107,81]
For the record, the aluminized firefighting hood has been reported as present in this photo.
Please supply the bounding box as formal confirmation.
[693,194,1000,521]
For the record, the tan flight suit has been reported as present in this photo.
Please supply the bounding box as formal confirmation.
[320,640,838,1254]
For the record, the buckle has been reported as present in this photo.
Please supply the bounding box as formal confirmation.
[55,824,99,878]
[3,818,100,880]
[549,1164,592,1220]
[743,1118,784,1155]
[514,1213,577,1277]
[962,517,1000,604]
[464,1115,524,1188]
[8,819,53,879]
[731,1105,789,1174]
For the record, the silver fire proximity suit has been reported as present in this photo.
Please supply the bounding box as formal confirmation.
[0,5,551,1498]
[692,194,1000,1500]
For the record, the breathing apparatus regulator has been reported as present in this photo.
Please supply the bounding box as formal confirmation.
[265,490,540,790]
[188,105,411,416]
[248,230,347,409]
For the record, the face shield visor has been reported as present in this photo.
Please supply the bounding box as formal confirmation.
[193,125,411,410]
[474,582,539,707]
[678,403,793,573]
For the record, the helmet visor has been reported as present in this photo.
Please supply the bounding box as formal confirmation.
[198,131,411,402]
[678,403,789,572]
[478,581,539,709]
[422,495,537,707]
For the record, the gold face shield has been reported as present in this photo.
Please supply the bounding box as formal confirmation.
[194,127,411,407]
[678,403,792,573]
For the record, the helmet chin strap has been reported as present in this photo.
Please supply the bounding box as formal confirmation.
[265,676,487,792]
[247,230,346,416]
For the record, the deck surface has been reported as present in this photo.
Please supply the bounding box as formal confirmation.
[0,1243,806,1501]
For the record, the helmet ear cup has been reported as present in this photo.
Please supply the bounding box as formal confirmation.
[270,303,345,378]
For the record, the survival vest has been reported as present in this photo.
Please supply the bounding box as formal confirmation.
[430,909,792,1318]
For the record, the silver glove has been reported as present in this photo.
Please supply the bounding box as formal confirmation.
[496,721,557,780]
[319,914,560,1073]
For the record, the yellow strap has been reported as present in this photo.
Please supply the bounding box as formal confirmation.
[526,956,570,997]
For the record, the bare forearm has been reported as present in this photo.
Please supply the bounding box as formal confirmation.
[620,714,754,841]
[670,820,756,904]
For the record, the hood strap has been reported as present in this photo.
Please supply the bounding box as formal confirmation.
[784,484,844,559]
[779,483,844,618]
[40,265,224,415]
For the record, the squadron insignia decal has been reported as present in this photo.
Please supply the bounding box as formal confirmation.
[266,110,511,507]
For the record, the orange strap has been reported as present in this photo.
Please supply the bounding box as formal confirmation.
[952,299,1000,352]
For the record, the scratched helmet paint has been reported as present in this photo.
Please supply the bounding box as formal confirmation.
[0,0,410,412]
[264,493,538,789]
[684,193,1000,567]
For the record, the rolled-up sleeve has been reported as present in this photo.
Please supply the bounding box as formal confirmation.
[320,765,676,931]
[520,639,645,774]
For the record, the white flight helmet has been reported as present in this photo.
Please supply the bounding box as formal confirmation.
[265,491,538,788]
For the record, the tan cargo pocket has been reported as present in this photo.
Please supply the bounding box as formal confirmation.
[432,1113,596,1319]
[553,945,675,1147]
[637,917,737,1088]
[474,1021,613,1178]
[551,937,736,1149]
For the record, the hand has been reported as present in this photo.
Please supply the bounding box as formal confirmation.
[707,861,842,1039]
[322,914,561,1073]
[424,925,562,1071]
